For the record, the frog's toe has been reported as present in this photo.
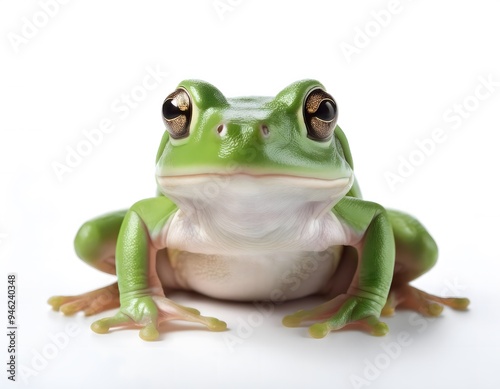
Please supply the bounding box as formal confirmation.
[153,296,227,332]
[308,322,331,339]
[174,304,201,316]
[282,310,310,328]
[443,297,470,310]
[90,319,110,334]
[357,316,389,336]
[60,299,89,315]
[283,295,389,338]
[381,292,397,317]
[48,283,120,316]
[139,323,160,341]
[283,296,347,328]
[48,295,90,315]
[386,284,470,317]
[48,295,71,312]
[90,312,147,334]
[307,315,388,339]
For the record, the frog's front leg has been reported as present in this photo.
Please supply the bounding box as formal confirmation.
[90,197,227,341]
[283,197,395,338]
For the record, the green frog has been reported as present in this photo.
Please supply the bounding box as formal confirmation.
[49,80,469,341]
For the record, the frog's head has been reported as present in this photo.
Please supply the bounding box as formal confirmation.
[155,80,354,209]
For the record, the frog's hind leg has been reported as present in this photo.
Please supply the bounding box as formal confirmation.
[48,283,120,316]
[73,210,128,274]
[382,209,470,317]
[48,210,126,316]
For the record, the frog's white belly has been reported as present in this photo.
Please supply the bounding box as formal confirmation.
[160,247,343,301]
[155,174,358,301]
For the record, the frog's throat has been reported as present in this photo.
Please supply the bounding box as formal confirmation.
[158,173,352,189]
[157,173,353,218]
[157,174,354,255]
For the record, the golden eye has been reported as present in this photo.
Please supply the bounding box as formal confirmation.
[162,88,191,139]
[303,88,338,141]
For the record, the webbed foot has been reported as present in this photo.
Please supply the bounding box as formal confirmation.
[282,293,388,339]
[91,295,227,341]
[381,284,470,317]
[48,282,120,316]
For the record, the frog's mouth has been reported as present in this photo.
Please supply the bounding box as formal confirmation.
[156,173,354,209]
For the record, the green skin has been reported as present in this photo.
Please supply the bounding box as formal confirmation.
[49,80,469,341]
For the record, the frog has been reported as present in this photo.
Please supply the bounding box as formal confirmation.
[48,79,469,341]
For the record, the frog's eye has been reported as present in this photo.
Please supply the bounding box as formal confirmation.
[303,88,338,141]
[162,88,192,139]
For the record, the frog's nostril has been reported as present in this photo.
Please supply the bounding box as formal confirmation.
[260,125,270,138]
[216,124,227,137]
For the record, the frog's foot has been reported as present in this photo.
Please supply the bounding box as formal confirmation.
[91,295,227,341]
[282,294,388,339]
[48,282,120,316]
[381,284,470,317]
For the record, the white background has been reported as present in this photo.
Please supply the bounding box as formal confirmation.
[1,0,499,388]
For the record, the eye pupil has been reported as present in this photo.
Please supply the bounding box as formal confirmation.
[162,89,191,139]
[163,99,181,120]
[316,100,336,122]
[303,88,338,142]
